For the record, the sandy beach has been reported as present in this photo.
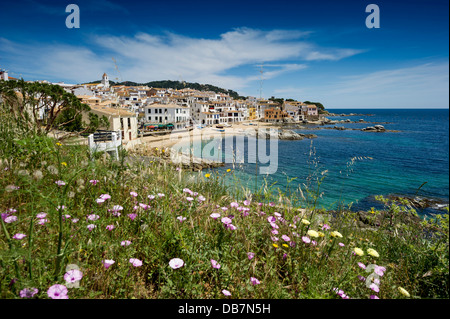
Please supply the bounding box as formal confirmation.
[135,121,279,150]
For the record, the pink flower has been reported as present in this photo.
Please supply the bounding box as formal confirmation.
[130,191,138,197]
[183,188,193,195]
[157,193,165,198]
[102,259,115,269]
[99,194,111,201]
[89,180,99,185]
[247,252,255,260]
[57,205,66,211]
[96,198,105,204]
[111,205,123,212]
[64,269,83,283]
[243,200,251,206]
[374,265,386,276]
[267,216,276,223]
[139,203,149,210]
[270,222,279,229]
[302,236,311,244]
[121,240,131,246]
[281,235,291,242]
[106,225,115,231]
[230,202,239,208]
[4,215,17,223]
[87,224,96,231]
[210,259,221,269]
[250,277,260,285]
[339,242,345,247]
[71,218,79,223]
[370,295,380,299]
[186,197,194,202]
[36,212,47,219]
[177,216,187,223]
[221,217,232,224]
[271,236,279,242]
[222,289,231,296]
[37,218,49,225]
[221,207,228,211]
[129,258,143,267]
[19,288,38,298]
[226,224,237,230]
[87,214,99,221]
[358,262,366,270]
[271,229,279,235]
[369,283,380,293]
[169,258,184,269]
[274,212,281,217]
[210,213,221,220]
[128,213,137,221]
[148,195,155,200]
[13,233,26,240]
[269,202,275,207]
[322,224,331,230]
[55,180,66,186]
[198,196,206,202]
[47,284,68,299]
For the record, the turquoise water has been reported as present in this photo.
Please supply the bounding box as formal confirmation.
[188,109,449,213]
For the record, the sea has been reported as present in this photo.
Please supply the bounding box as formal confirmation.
[188,109,449,215]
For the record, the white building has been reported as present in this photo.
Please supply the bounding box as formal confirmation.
[144,103,190,130]
[0,69,9,81]
[101,73,109,89]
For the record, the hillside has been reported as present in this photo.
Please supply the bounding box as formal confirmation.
[84,79,241,99]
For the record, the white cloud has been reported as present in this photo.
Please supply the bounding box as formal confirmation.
[92,28,361,89]
[276,62,450,108]
[1,27,362,88]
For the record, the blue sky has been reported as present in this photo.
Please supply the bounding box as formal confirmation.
[0,0,448,108]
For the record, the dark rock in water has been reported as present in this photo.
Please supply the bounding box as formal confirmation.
[362,125,386,132]
[388,194,449,211]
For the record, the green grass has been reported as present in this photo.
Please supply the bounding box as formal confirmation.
[0,104,448,299]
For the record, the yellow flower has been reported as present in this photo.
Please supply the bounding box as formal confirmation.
[301,219,310,225]
[398,287,410,297]
[205,173,211,178]
[367,248,379,258]
[307,230,319,238]
[56,142,62,147]
[272,243,278,248]
[155,148,159,151]
[227,169,231,172]
[282,244,289,248]
[353,247,364,256]
[370,207,376,214]
[61,162,67,167]
[318,231,325,237]
[330,231,343,238]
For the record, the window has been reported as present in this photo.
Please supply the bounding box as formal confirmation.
[148,116,151,121]
[128,118,131,128]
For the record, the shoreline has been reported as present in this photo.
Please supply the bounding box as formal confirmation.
[129,116,399,152]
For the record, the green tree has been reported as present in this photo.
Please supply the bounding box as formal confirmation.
[0,79,107,137]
